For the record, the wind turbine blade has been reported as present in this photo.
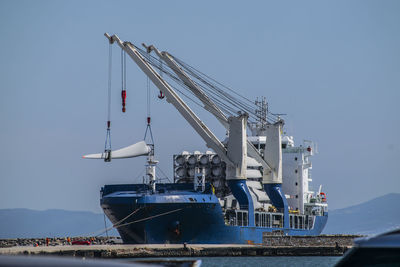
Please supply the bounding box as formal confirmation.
[83,141,151,159]
[82,153,103,159]
[111,141,151,158]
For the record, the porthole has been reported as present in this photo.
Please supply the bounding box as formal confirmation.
[295,170,298,173]
[295,157,298,161]
[295,182,298,186]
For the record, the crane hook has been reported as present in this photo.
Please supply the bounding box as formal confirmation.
[158,90,165,99]
[121,90,127,112]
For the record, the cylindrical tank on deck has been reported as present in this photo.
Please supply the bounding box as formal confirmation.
[199,155,209,165]
[212,166,223,177]
[175,167,186,178]
[187,155,197,165]
[175,155,187,166]
[187,168,195,177]
[211,155,221,165]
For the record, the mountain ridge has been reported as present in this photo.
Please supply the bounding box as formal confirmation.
[322,193,400,235]
[0,208,118,238]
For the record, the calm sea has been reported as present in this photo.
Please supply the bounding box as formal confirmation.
[127,256,342,267]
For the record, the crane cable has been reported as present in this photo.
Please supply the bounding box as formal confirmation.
[121,48,127,113]
[144,50,154,146]
[158,60,165,99]
[104,42,112,162]
[133,47,267,123]
[133,45,281,124]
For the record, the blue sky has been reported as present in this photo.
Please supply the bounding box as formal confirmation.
[0,0,399,212]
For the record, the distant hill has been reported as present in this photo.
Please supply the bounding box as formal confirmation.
[0,209,118,238]
[323,193,400,235]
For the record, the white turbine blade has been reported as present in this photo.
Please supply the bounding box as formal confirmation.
[83,141,151,159]
[82,152,104,159]
[111,141,151,158]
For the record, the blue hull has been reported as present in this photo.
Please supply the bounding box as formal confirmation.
[101,183,328,244]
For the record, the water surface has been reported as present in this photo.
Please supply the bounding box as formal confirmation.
[128,256,342,267]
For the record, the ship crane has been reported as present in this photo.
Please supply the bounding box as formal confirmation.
[143,45,288,225]
[99,33,289,227]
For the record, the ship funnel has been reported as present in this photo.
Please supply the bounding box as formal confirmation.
[83,140,151,159]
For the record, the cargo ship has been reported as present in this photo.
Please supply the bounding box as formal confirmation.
[84,33,328,244]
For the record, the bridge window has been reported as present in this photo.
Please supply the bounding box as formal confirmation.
[236,211,248,226]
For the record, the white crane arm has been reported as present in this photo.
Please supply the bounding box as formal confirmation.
[104,33,232,165]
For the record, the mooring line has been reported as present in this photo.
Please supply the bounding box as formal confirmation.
[112,207,142,228]
[81,207,183,238]
[114,208,183,229]
[75,207,142,237]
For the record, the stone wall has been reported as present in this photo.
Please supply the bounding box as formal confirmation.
[0,237,121,248]
[0,244,351,257]
[262,234,362,247]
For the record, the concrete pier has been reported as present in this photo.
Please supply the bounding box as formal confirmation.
[0,244,350,257]
[0,235,361,258]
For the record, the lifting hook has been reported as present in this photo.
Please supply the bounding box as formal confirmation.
[158,90,165,99]
[121,90,127,112]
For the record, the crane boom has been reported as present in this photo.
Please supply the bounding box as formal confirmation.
[104,33,233,167]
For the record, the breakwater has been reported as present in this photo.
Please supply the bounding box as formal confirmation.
[0,237,118,248]
[0,235,362,258]
[263,234,359,247]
